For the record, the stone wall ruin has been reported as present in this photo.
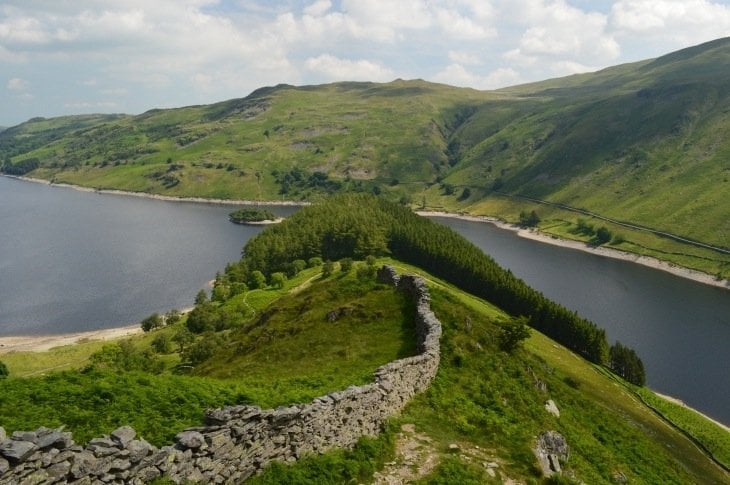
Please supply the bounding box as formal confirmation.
[0,266,442,484]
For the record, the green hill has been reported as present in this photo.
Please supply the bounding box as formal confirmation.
[1,196,728,483]
[2,38,729,276]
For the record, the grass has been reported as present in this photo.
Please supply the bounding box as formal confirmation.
[1,339,111,377]
[0,268,416,446]
[636,387,730,468]
[248,258,729,483]
[194,273,417,406]
[462,196,730,279]
[0,258,727,483]
[5,41,730,278]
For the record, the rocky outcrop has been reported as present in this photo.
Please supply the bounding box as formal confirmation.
[0,266,442,484]
[534,430,570,476]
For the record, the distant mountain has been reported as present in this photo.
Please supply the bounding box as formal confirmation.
[1,38,728,256]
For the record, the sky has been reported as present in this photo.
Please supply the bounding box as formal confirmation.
[1,0,730,127]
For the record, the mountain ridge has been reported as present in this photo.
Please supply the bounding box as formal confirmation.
[2,37,729,276]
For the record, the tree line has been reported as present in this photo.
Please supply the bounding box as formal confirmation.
[228,194,644,384]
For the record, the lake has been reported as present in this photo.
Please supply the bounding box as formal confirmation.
[0,177,296,335]
[432,216,730,427]
[1,176,728,426]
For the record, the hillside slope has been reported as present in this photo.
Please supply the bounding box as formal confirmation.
[2,38,729,269]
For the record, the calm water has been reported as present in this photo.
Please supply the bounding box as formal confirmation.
[432,216,730,426]
[1,177,728,426]
[0,177,295,335]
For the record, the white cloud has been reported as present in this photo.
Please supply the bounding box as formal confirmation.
[7,77,28,91]
[341,0,433,41]
[484,67,524,88]
[551,60,601,76]
[610,0,730,46]
[432,63,522,90]
[64,101,118,109]
[305,54,394,82]
[448,50,482,65]
[434,7,496,40]
[1,0,728,126]
[304,0,332,17]
[100,88,128,97]
[509,0,620,60]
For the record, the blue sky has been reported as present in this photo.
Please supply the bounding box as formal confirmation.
[1,0,729,127]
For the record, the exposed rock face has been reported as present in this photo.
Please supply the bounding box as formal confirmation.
[0,267,442,484]
[534,430,569,476]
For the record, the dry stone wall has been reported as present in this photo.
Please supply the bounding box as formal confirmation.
[0,266,442,484]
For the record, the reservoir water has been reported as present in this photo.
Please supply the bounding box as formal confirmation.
[0,177,295,336]
[432,216,730,427]
[1,176,728,426]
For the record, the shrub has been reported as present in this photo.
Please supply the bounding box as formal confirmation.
[595,226,612,245]
[249,270,267,289]
[322,260,335,277]
[519,210,540,227]
[0,361,8,379]
[151,334,172,354]
[498,317,531,353]
[292,259,307,274]
[182,333,224,366]
[140,313,164,332]
[340,258,354,273]
[270,272,287,289]
[164,309,181,325]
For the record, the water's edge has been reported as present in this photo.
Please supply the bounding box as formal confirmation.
[417,211,730,292]
[5,175,725,291]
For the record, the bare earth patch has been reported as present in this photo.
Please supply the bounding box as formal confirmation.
[373,424,439,484]
[372,424,520,484]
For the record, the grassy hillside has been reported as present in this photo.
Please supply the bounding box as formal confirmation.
[5,194,724,482]
[2,39,729,276]
[1,260,727,483]
[0,269,415,445]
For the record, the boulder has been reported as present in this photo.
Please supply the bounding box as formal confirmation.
[127,439,154,463]
[534,430,569,476]
[70,450,97,479]
[47,460,71,481]
[35,429,73,450]
[175,431,206,450]
[545,399,560,418]
[0,439,37,463]
[111,426,136,448]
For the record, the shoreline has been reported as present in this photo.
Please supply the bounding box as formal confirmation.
[2,174,310,207]
[6,174,724,289]
[0,324,144,354]
[653,391,730,433]
[417,211,730,291]
[229,218,284,225]
[0,306,195,355]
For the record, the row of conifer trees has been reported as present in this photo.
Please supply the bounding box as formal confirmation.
[230,194,643,384]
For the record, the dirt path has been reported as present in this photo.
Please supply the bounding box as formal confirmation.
[372,424,512,484]
[372,424,440,484]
